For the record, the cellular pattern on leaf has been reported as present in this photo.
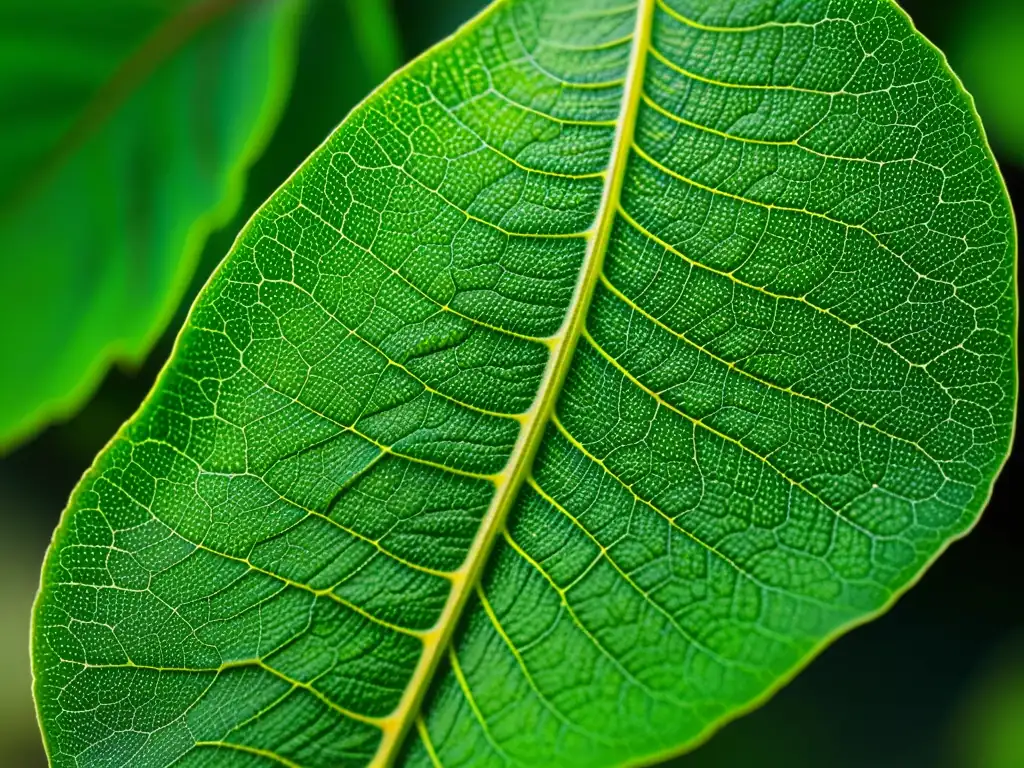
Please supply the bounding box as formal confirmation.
[33,0,1016,767]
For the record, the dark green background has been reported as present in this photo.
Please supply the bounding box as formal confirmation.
[1,1,1020,765]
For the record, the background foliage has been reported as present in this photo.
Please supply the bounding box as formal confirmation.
[1,0,1019,764]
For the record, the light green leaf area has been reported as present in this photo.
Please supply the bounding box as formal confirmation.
[33,0,1016,767]
[955,640,1024,768]
[0,0,307,448]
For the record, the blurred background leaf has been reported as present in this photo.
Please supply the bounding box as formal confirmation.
[0,0,1019,765]
[943,0,1024,165]
[0,0,399,451]
[0,0,304,449]
[952,636,1024,768]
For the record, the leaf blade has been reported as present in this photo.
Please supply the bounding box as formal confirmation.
[33,1,1016,767]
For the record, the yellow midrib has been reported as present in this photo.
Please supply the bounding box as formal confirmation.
[369,0,655,763]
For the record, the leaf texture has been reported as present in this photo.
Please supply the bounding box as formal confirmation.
[33,0,1017,766]
[0,0,312,447]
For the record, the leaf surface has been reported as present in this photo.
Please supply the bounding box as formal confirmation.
[33,1,1017,766]
[0,0,396,448]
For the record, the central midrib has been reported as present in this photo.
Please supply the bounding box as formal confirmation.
[370,0,655,763]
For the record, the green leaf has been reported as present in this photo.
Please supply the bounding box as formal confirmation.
[945,0,1024,164]
[0,0,311,448]
[33,0,1017,766]
[954,639,1024,768]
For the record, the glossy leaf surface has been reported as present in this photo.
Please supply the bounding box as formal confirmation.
[33,0,1017,766]
[0,0,303,447]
